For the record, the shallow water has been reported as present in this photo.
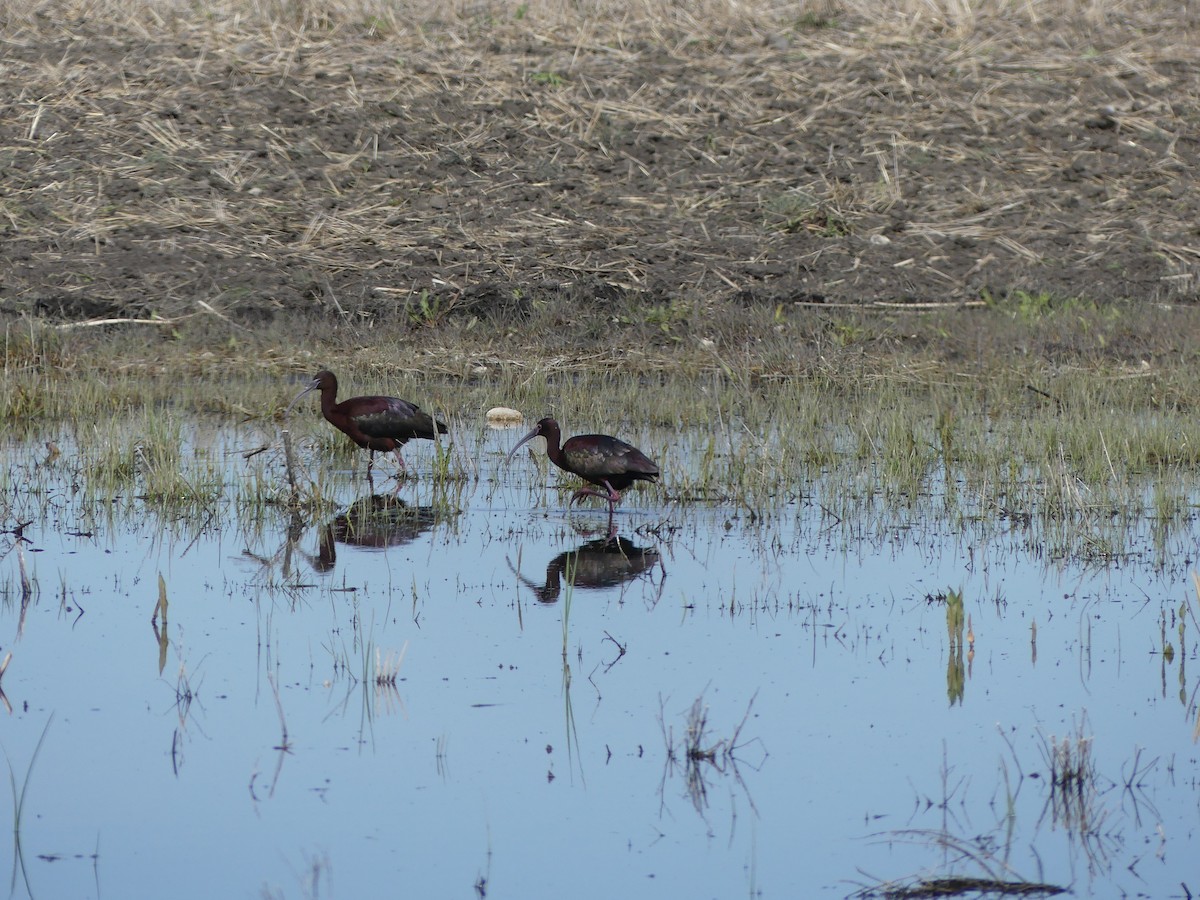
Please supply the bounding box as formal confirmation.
[1,419,1197,899]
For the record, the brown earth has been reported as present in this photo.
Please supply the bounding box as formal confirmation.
[2,2,1200,367]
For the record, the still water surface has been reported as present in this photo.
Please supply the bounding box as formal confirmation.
[0,419,1197,898]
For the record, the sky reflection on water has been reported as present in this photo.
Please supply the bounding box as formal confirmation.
[0,421,1197,899]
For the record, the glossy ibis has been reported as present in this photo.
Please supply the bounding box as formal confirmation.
[287,370,447,474]
[507,416,659,513]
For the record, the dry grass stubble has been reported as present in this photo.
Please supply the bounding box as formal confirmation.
[1,0,1200,385]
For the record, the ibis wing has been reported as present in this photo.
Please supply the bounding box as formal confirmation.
[352,397,446,441]
[565,436,659,481]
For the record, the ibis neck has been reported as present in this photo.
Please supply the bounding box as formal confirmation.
[319,385,338,416]
[542,424,563,461]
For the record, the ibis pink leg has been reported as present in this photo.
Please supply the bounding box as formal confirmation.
[569,480,622,513]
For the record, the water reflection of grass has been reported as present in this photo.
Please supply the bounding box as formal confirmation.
[858,717,1168,899]
[1040,718,1103,851]
[558,554,586,784]
[658,692,761,820]
[363,641,408,722]
[944,589,966,707]
[5,716,52,899]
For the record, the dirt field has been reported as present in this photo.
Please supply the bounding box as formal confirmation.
[3,0,1200,367]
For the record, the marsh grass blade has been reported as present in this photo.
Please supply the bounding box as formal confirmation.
[0,654,12,717]
[561,551,576,660]
[282,426,302,498]
[559,553,584,783]
[6,715,52,897]
[945,588,966,706]
[152,572,168,624]
[152,578,170,675]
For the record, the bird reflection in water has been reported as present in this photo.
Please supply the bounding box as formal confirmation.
[309,494,445,573]
[511,534,663,604]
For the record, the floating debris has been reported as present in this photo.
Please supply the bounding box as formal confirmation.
[486,406,524,427]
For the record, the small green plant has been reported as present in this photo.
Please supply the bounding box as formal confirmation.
[362,14,393,33]
[643,300,692,334]
[1014,290,1057,319]
[529,71,565,88]
[998,289,1116,325]
[406,289,451,328]
[831,321,867,346]
[764,190,849,235]
[795,10,836,28]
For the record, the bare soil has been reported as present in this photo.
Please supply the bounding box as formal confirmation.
[3,2,1200,374]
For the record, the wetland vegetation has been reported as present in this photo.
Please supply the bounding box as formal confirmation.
[3,0,1200,896]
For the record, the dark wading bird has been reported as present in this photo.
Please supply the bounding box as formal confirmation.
[507,417,659,513]
[287,370,447,475]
